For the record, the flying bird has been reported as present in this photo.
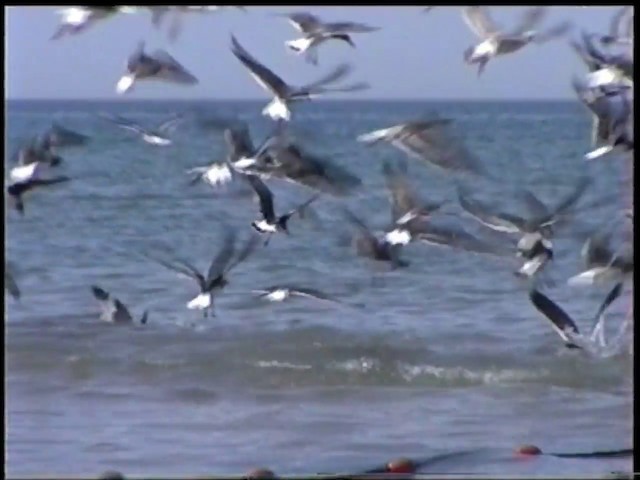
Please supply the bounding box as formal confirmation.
[230,34,369,121]
[529,282,624,350]
[568,230,633,287]
[457,178,591,277]
[572,77,633,161]
[90,285,148,325]
[276,11,379,65]
[245,174,321,245]
[381,159,447,246]
[116,41,199,94]
[6,162,70,215]
[462,6,572,75]
[342,208,408,269]
[358,118,489,177]
[99,112,187,146]
[251,285,341,304]
[50,6,137,40]
[599,6,634,47]
[144,230,259,318]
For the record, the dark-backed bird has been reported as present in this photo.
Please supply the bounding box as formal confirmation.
[275,11,379,65]
[7,162,70,215]
[245,174,321,245]
[342,207,408,268]
[529,282,623,349]
[116,41,199,94]
[90,285,148,325]
[462,6,571,76]
[357,118,489,177]
[230,34,369,121]
[144,230,259,318]
[568,230,633,286]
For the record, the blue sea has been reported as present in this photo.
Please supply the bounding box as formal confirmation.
[5,99,633,478]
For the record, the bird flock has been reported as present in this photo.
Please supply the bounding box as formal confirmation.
[6,8,634,361]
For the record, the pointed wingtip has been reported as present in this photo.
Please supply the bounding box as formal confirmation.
[91,285,109,300]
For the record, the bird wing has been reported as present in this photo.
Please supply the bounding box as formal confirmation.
[292,287,340,303]
[206,229,237,285]
[284,12,323,34]
[151,49,199,84]
[548,176,591,220]
[322,21,379,34]
[298,63,353,93]
[143,252,206,290]
[246,174,276,222]
[99,113,147,135]
[414,223,511,256]
[230,34,289,97]
[382,159,419,223]
[529,289,581,344]
[457,187,526,233]
[609,6,632,38]
[510,6,547,37]
[285,192,321,219]
[342,208,380,258]
[157,113,187,134]
[224,233,261,274]
[5,267,21,300]
[462,7,501,39]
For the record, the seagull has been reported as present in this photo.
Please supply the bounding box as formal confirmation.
[90,286,148,325]
[579,31,633,83]
[357,118,489,177]
[6,162,71,215]
[462,6,572,75]
[5,264,21,301]
[568,231,633,286]
[381,159,447,246]
[144,230,259,318]
[230,34,369,121]
[342,207,408,268]
[149,6,246,42]
[186,120,287,189]
[116,41,199,94]
[249,140,363,196]
[275,11,379,65]
[251,285,341,304]
[572,77,633,160]
[100,112,187,146]
[529,282,623,349]
[50,6,137,40]
[457,178,591,277]
[10,137,64,172]
[245,174,321,245]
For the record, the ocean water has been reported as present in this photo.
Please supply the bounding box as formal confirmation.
[5,99,633,478]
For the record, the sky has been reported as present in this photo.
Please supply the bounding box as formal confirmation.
[5,6,627,100]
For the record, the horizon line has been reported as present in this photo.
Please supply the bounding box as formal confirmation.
[6,97,578,102]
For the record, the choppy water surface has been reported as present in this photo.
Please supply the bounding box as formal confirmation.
[5,100,633,477]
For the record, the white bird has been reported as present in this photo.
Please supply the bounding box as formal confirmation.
[251,285,341,305]
[568,231,633,287]
[99,112,187,146]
